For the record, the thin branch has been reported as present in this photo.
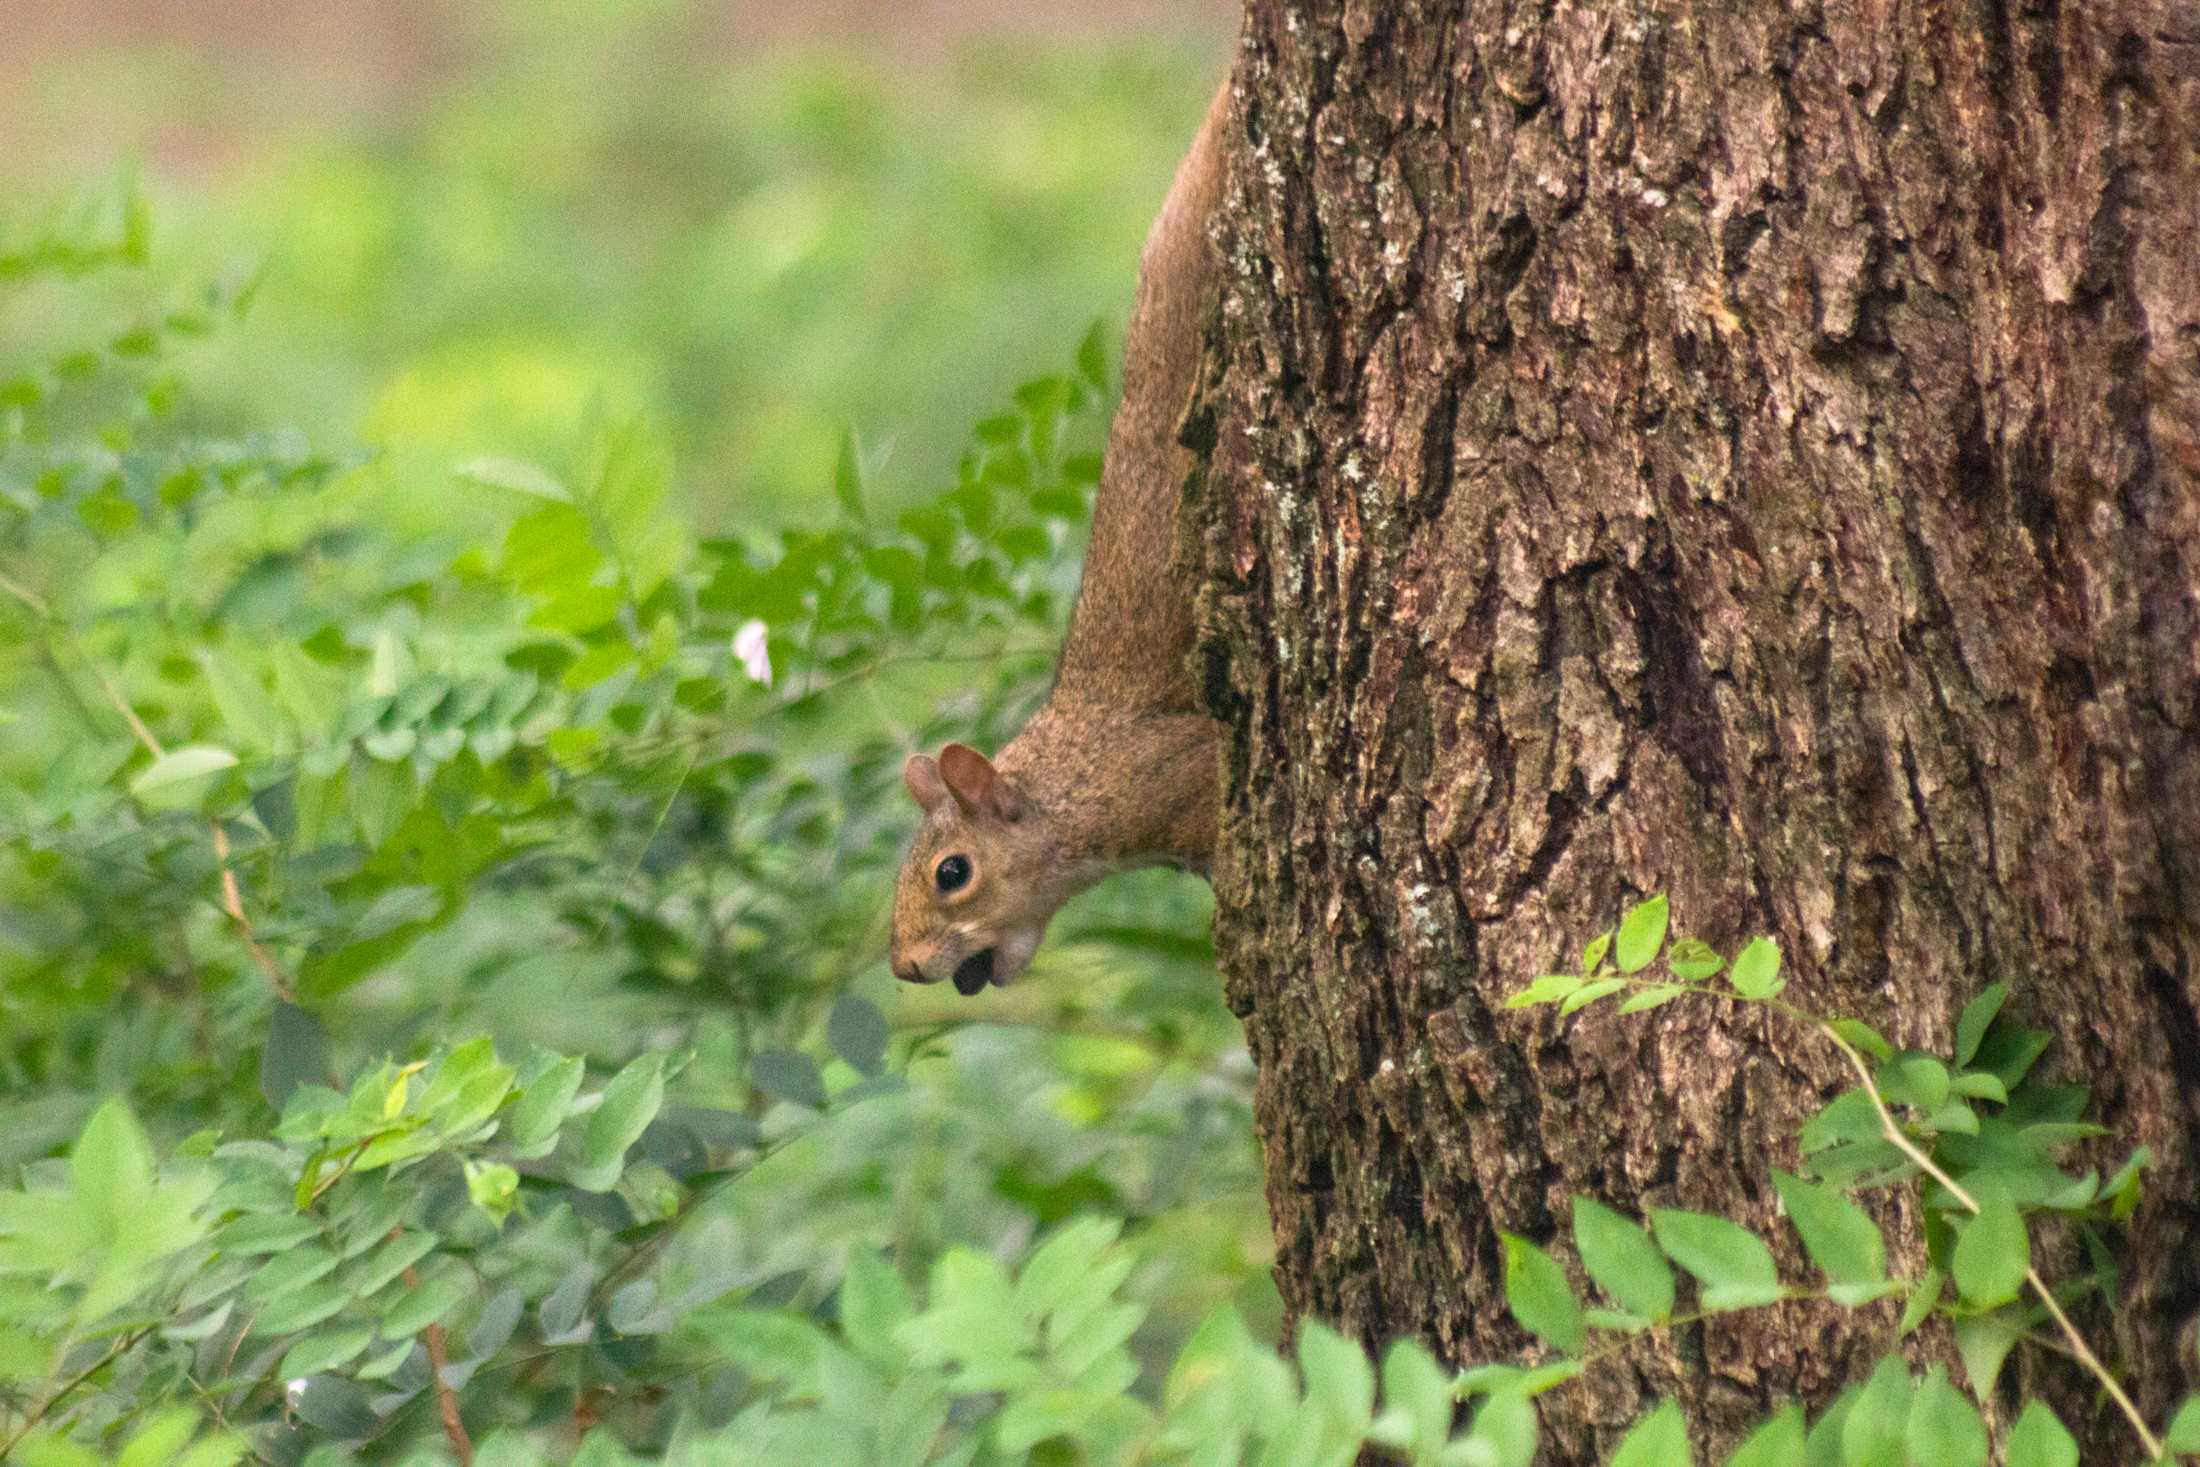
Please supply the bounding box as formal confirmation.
[1818,1026,1979,1212]
[401,1264,474,1467]
[2022,1264,2158,1459]
[0,1326,154,1459]
[29,590,297,1002]
[1576,971,2166,1461]
[0,567,53,619]
[210,821,293,1001]
[1814,1024,2162,1459]
[85,660,164,761]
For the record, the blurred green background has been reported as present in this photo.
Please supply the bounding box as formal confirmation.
[1,4,1293,1460]
[3,0,1229,528]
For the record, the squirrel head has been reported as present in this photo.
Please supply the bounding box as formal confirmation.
[890,743,1064,994]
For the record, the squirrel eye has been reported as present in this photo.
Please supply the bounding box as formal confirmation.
[934,854,972,894]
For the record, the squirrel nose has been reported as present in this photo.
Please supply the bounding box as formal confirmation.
[892,957,925,984]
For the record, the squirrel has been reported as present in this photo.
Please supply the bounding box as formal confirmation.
[891,81,1229,996]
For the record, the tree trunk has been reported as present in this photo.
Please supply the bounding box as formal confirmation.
[1187,0,2199,1458]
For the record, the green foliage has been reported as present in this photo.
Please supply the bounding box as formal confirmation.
[1,155,1259,1464]
[1508,893,2182,1465]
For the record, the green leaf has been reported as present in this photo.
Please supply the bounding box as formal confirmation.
[2003,1400,2078,1467]
[1952,984,2007,1068]
[1898,1267,1942,1336]
[572,1053,665,1191]
[1614,895,1669,974]
[1468,1390,1538,1467]
[1904,1366,1985,1467]
[279,1325,375,1379]
[1572,1199,1673,1322]
[349,1229,436,1297]
[1649,1210,1784,1310]
[1827,1019,1895,1063]
[1296,1319,1374,1432]
[214,1214,321,1258]
[114,1410,197,1467]
[1609,1400,1690,1467]
[1877,1052,1950,1112]
[1771,1171,1885,1290]
[200,653,283,754]
[1841,1357,1911,1467]
[288,1375,378,1438]
[465,1160,518,1222]
[2163,1396,2200,1454]
[255,1279,350,1334]
[826,994,889,1076]
[1500,1234,1582,1354]
[1801,1387,1857,1467]
[1950,1198,2027,1308]
[1014,1215,1123,1324]
[458,456,574,503]
[1581,930,1613,975]
[130,745,238,798]
[1508,975,1585,1009]
[1799,1090,1881,1154]
[1075,320,1111,392]
[1727,937,1783,999]
[1665,937,1724,983]
[1951,1311,2024,1397]
[1378,1340,1453,1460]
[1618,984,1688,1014]
[537,1263,592,1343]
[507,1055,585,1157]
[1721,1406,1803,1467]
[1948,1071,2007,1102]
[1559,978,1626,1016]
[1924,1100,1978,1135]
[380,1270,468,1337]
[1454,1360,1581,1399]
[841,1249,911,1369]
[74,1098,157,1227]
[749,1048,826,1109]
[1971,1020,2053,1090]
[832,427,868,523]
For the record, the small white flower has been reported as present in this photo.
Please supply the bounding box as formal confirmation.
[286,1378,309,1404]
[733,619,772,688]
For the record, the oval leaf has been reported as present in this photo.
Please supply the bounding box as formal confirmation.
[1727,937,1783,999]
[131,745,238,796]
[1614,895,1669,974]
[749,1049,826,1110]
[2005,1400,2078,1467]
[1772,1171,1885,1288]
[1572,1199,1674,1322]
[1500,1234,1583,1354]
[1951,1198,2028,1309]
[1611,1400,1691,1467]
[1649,1209,1784,1310]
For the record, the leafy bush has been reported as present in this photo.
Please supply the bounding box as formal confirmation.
[0,182,1259,1465]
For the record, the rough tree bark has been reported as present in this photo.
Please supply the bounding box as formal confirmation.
[1185,0,2199,1459]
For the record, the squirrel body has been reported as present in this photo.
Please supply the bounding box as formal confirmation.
[891,82,1228,993]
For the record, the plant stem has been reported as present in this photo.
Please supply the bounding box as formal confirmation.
[401,1264,474,1467]
[0,1327,154,1458]
[1574,969,2165,1460]
[10,579,298,1002]
[1815,1025,2162,1460]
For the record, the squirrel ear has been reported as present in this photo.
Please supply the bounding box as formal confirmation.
[902,752,949,812]
[938,742,1026,822]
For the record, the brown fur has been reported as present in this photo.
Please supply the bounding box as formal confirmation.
[890,81,1229,990]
